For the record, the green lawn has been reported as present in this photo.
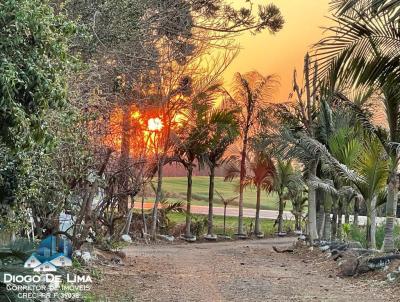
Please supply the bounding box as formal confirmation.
[157,176,281,211]
[167,212,295,237]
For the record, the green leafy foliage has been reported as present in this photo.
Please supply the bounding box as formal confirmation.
[348,223,400,249]
[0,0,76,147]
[190,215,208,237]
[0,0,77,218]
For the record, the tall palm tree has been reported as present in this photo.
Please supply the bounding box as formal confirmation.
[332,85,400,250]
[173,127,207,239]
[315,1,400,251]
[225,151,276,237]
[353,137,389,248]
[302,132,388,248]
[229,71,279,236]
[327,127,362,239]
[202,108,239,238]
[173,83,222,239]
[273,160,302,235]
[267,55,320,242]
[380,83,400,251]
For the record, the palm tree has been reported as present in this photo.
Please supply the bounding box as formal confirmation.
[316,86,384,241]
[327,126,363,239]
[326,117,388,245]
[215,190,238,236]
[273,160,302,235]
[289,189,307,234]
[225,150,276,237]
[315,0,400,251]
[202,108,239,239]
[332,84,400,250]
[173,84,222,239]
[353,137,389,248]
[302,132,388,248]
[173,130,206,239]
[267,55,320,242]
[380,83,400,251]
[229,71,278,236]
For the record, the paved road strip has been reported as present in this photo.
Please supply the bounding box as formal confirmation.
[133,202,397,225]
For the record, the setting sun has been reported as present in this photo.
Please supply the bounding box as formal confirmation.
[148,117,163,131]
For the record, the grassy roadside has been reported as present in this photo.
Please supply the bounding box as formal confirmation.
[155,176,285,211]
[167,212,295,237]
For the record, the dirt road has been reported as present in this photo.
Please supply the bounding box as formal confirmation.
[93,238,397,301]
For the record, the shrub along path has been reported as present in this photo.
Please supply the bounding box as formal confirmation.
[93,238,398,301]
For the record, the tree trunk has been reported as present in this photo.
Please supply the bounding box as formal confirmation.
[118,105,131,214]
[323,212,331,241]
[371,196,377,249]
[223,205,227,235]
[353,196,360,227]
[277,194,284,234]
[295,214,301,233]
[316,189,325,239]
[151,157,164,239]
[337,199,343,240]
[307,160,319,242]
[383,171,398,252]
[367,197,377,249]
[141,183,147,236]
[331,196,338,239]
[207,165,215,236]
[238,131,248,236]
[344,197,350,224]
[323,193,332,241]
[255,186,262,235]
[366,215,372,249]
[185,166,193,238]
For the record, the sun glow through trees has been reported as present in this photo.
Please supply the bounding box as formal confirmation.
[104,106,170,156]
[148,117,163,132]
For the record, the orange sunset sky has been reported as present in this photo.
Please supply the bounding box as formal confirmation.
[224,0,331,101]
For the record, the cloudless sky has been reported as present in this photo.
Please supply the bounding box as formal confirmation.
[223,0,331,101]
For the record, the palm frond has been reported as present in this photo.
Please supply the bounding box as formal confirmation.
[337,185,358,199]
[332,92,390,152]
[328,127,363,166]
[314,6,400,86]
[354,136,389,200]
[223,158,241,182]
[331,0,400,17]
[215,190,238,206]
[308,176,338,196]
[160,200,184,213]
[317,98,335,145]
[299,134,363,184]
